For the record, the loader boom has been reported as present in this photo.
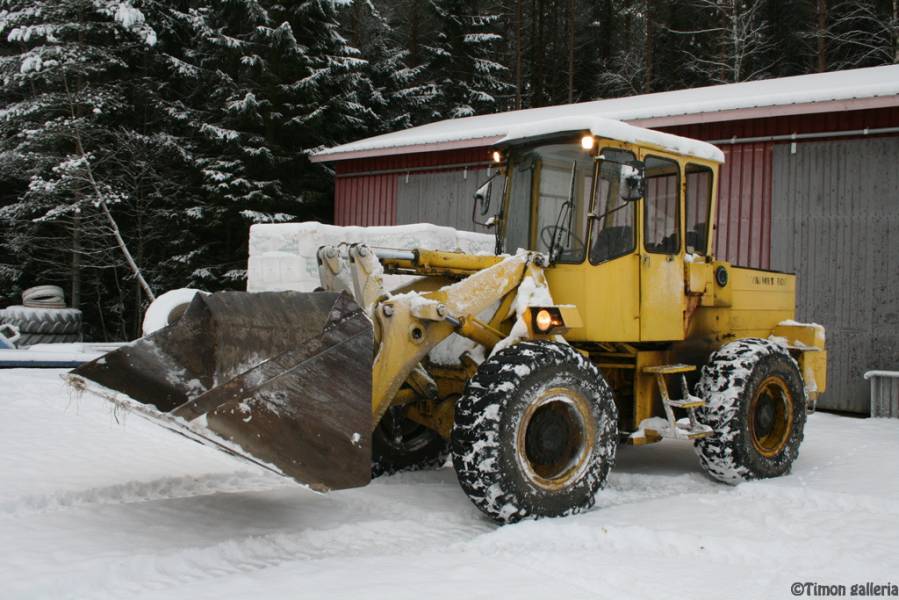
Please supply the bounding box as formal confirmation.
[316,244,550,426]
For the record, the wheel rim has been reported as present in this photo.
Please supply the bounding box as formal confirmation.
[748,376,794,458]
[515,387,595,491]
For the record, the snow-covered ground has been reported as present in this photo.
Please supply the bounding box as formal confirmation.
[3,368,898,600]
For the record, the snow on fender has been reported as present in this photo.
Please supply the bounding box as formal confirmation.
[142,288,209,336]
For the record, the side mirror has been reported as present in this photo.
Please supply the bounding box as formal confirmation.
[474,181,493,216]
[472,173,500,228]
[619,160,645,202]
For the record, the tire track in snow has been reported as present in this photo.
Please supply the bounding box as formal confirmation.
[0,470,289,518]
[77,471,713,598]
[59,471,883,600]
[43,488,490,600]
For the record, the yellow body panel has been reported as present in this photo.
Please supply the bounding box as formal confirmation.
[546,255,640,341]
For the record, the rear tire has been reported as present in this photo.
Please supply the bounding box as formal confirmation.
[694,338,806,484]
[371,407,449,477]
[452,341,617,523]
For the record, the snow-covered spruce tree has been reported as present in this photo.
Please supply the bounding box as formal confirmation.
[0,0,175,338]
[424,0,511,119]
[340,0,436,132]
[165,0,292,290]
[175,0,375,291]
[371,0,442,124]
[276,1,376,150]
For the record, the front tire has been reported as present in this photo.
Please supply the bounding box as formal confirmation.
[452,341,618,523]
[694,338,807,483]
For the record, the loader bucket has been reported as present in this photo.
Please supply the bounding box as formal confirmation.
[69,291,373,492]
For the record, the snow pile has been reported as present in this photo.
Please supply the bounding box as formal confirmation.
[247,222,494,293]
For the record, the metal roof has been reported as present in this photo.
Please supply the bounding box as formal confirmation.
[312,65,899,163]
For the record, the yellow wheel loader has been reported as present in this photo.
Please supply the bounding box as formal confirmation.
[69,117,827,523]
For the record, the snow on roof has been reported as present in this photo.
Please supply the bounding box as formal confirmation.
[313,65,899,163]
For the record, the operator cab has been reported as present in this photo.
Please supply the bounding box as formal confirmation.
[474,126,723,343]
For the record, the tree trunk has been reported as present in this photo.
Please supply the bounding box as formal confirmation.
[643,0,653,92]
[893,0,898,63]
[409,0,420,67]
[567,0,575,103]
[70,210,81,309]
[515,0,523,109]
[719,1,730,82]
[817,0,828,72]
[533,0,545,106]
[97,200,155,302]
[350,0,363,49]
[135,196,145,339]
[600,0,612,66]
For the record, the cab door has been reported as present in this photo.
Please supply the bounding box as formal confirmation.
[639,154,686,341]
[551,145,641,343]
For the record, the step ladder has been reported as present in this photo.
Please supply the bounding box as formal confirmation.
[639,364,713,441]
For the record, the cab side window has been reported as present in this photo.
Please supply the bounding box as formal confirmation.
[643,156,680,254]
[685,164,713,255]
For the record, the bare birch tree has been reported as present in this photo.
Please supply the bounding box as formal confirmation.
[595,0,651,96]
[819,0,897,69]
[667,0,776,84]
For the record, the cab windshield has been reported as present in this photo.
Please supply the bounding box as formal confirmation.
[503,142,594,261]
[502,141,637,264]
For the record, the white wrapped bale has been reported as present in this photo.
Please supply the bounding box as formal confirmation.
[247,222,494,293]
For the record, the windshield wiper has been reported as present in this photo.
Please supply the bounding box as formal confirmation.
[547,161,578,263]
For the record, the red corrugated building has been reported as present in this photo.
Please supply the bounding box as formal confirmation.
[312,65,899,413]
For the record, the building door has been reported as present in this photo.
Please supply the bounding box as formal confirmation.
[771,137,899,413]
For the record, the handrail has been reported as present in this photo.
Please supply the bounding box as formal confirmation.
[864,370,899,380]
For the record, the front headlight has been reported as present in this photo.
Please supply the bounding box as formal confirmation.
[534,308,554,333]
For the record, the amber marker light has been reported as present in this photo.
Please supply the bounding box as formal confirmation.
[492,150,502,163]
[580,135,595,150]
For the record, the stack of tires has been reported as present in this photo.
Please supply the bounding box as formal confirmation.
[0,285,82,347]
